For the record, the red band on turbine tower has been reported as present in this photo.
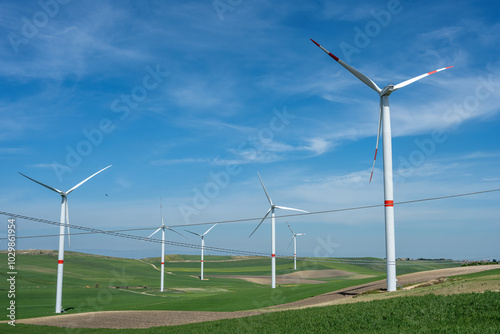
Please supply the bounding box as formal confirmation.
[385,200,394,207]
[58,260,64,264]
[271,254,275,257]
[201,260,204,262]
[161,262,164,265]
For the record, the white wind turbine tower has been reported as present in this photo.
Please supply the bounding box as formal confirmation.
[184,224,217,280]
[142,202,184,292]
[19,165,111,313]
[287,223,305,270]
[311,39,453,291]
[249,172,308,288]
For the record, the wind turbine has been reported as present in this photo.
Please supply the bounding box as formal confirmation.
[184,224,217,280]
[19,165,111,313]
[287,223,305,270]
[249,172,308,288]
[142,201,184,292]
[311,38,453,291]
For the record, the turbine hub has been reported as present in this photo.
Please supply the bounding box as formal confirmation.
[380,85,395,96]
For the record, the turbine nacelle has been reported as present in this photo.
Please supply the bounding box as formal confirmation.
[185,224,217,239]
[249,173,308,238]
[380,85,395,96]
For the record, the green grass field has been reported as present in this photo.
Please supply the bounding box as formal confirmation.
[0,250,472,332]
[3,279,499,333]
[1,251,388,319]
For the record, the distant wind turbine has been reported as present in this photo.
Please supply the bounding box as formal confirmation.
[184,224,217,280]
[19,165,111,313]
[142,201,184,292]
[311,38,453,291]
[287,223,305,270]
[249,172,308,288]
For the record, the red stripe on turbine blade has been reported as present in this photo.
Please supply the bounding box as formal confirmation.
[328,52,339,62]
[445,66,454,69]
[58,260,64,264]
[311,39,339,61]
[385,200,394,207]
[369,147,378,183]
[427,70,438,75]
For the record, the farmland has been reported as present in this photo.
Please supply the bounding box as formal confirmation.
[2,251,499,333]
[1,251,390,318]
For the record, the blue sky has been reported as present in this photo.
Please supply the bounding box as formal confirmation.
[1,0,499,261]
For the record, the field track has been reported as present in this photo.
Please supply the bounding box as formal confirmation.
[11,265,500,329]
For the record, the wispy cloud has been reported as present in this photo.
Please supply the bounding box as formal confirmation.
[151,158,211,166]
[458,151,500,160]
[3,0,499,260]
[0,146,25,154]
[303,137,332,156]
[482,177,500,182]
[315,2,376,22]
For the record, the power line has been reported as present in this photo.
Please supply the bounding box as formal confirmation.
[1,188,498,263]
[3,187,499,234]
[4,227,156,239]
[1,210,271,257]
[396,188,500,205]
[148,187,500,228]
[0,211,462,265]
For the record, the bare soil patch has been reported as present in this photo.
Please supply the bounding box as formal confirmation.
[242,276,328,285]
[208,269,357,285]
[11,265,500,329]
[14,310,263,329]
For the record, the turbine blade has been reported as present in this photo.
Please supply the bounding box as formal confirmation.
[275,205,309,213]
[65,200,70,248]
[142,227,162,242]
[369,99,383,183]
[18,172,64,194]
[311,39,381,93]
[257,172,273,206]
[184,229,202,237]
[66,165,112,195]
[287,223,295,235]
[249,208,271,238]
[160,199,164,226]
[297,233,306,236]
[287,237,294,249]
[203,223,217,236]
[393,66,454,90]
[167,227,186,239]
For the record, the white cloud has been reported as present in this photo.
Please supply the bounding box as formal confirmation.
[303,137,333,156]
